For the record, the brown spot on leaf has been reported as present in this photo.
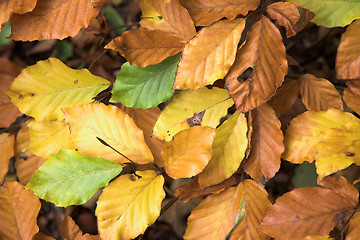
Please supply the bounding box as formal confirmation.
[187,111,205,127]
[129,175,136,181]
[18,95,23,99]
[346,152,355,157]
[74,80,78,84]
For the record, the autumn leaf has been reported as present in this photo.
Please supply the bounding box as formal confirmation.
[180,0,259,26]
[299,74,343,111]
[26,149,122,207]
[266,2,314,38]
[343,79,360,116]
[346,212,360,240]
[33,232,56,240]
[268,80,300,117]
[110,54,180,109]
[336,19,360,80]
[10,0,100,41]
[295,236,334,240]
[0,133,14,182]
[153,87,233,141]
[260,184,357,240]
[174,18,245,89]
[139,0,196,44]
[244,103,284,183]
[161,126,215,179]
[225,16,287,112]
[61,215,83,240]
[91,0,108,8]
[105,28,183,68]
[6,58,110,121]
[96,171,165,240]
[0,181,41,240]
[198,111,248,188]
[0,0,37,29]
[63,103,154,164]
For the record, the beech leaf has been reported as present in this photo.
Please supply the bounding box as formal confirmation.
[346,212,360,240]
[110,54,180,109]
[96,171,165,240]
[26,149,123,207]
[0,133,14,182]
[61,215,83,240]
[0,0,37,29]
[343,79,360,116]
[268,80,300,117]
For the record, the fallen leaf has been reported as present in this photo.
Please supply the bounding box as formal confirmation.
[343,79,360,115]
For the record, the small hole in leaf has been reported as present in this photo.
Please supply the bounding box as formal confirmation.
[158,15,163,20]
[237,67,253,82]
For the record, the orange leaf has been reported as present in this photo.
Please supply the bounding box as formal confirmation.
[260,186,357,240]
[10,0,100,41]
[0,181,41,240]
[161,126,215,179]
[180,0,259,26]
[140,0,196,44]
[0,133,15,182]
[61,214,83,240]
[174,18,245,89]
[33,232,56,240]
[0,0,37,29]
[336,19,360,80]
[91,0,108,8]
[225,16,287,112]
[299,74,343,111]
[295,236,334,240]
[343,79,360,116]
[244,103,284,183]
[266,2,314,38]
[105,28,183,68]
[347,212,360,240]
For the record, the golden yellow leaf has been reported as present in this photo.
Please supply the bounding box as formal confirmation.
[161,126,215,179]
[244,103,284,183]
[10,0,100,41]
[0,133,14,182]
[153,87,233,141]
[28,120,75,158]
[268,80,300,117]
[299,74,343,111]
[96,171,165,240]
[198,111,248,188]
[6,58,110,121]
[343,79,360,116]
[63,103,153,164]
[105,28,183,68]
[282,109,360,179]
[140,0,196,44]
[180,0,259,26]
[336,19,360,80]
[225,16,287,112]
[174,18,245,89]
[0,0,37,29]
[0,181,41,240]
[346,212,360,240]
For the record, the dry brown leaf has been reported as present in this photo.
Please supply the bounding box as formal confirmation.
[295,236,333,240]
[0,0,37,29]
[0,134,15,183]
[140,0,196,44]
[244,103,284,183]
[299,74,343,111]
[61,214,83,240]
[0,181,41,240]
[81,234,100,240]
[260,186,357,240]
[106,28,183,68]
[336,19,360,80]
[266,2,314,38]
[180,0,259,26]
[91,0,108,7]
[268,79,300,117]
[174,18,245,89]
[343,79,360,116]
[225,16,287,112]
[346,212,360,240]
[33,232,56,240]
[10,0,100,41]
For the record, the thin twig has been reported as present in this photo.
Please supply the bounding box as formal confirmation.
[159,197,179,217]
[89,49,108,71]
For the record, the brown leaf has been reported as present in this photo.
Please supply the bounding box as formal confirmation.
[268,79,300,117]
[299,74,343,111]
[180,0,259,26]
[346,212,360,240]
[343,79,360,116]
[81,234,100,240]
[266,2,314,38]
[90,0,107,8]
[260,187,357,240]
[10,0,100,41]
[225,16,287,112]
[0,0,37,29]
[244,103,284,183]
[105,28,183,68]
[336,19,360,80]
[0,181,41,240]
[33,232,56,240]
[61,214,83,240]
[140,0,196,44]
[0,133,15,182]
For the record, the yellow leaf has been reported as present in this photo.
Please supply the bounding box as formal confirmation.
[198,111,248,188]
[283,109,360,179]
[343,79,360,116]
[153,87,233,141]
[6,58,110,121]
[139,0,196,44]
[0,133,14,182]
[161,126,215,179]
[96,171,165,240]
[0,0,37,29]
[174,18,245,89]
[28,120,75,158]
[63,103,153,164]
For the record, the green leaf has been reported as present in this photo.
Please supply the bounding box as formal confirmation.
[101,5,126,35]
[0,21,11,47]
[289,0,360,27]
[53,41,74,61]
[110,54,180,109]
[26,149,122,207]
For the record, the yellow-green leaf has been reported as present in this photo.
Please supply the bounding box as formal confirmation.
[96,171,165,240]
[6,58,110,121]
